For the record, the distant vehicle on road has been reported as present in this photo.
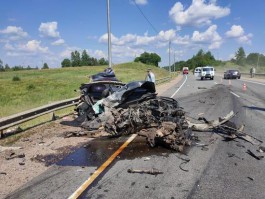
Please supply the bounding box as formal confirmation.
[194,67,201,78]
[224,69,241,79]
[201,66,214,80]
[183,67,189,75]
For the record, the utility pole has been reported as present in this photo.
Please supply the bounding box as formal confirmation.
[174,50,176,72]
[107,0,112,68]
[256,53,260,71]
[169,41,171,72]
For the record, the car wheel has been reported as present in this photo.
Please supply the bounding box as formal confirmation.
[238,76,241,79]
[201,77,203,80]
[212,77,214,80]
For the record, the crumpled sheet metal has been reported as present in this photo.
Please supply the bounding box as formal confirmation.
[82,98,262,151]
[82,96,192,152]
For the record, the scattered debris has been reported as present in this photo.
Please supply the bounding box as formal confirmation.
[246,149,264,160]
[5,151,25,160]
[247,177,254,181]
[77,80,263,156]
[198,87,207,89]
[63,131,87,138]
[257,146,265,153]
[179,160,190,172]
[144,157,150,161]
[236,143,245,148]
[127,168,163,175]
[0,172,7,175]
[227,153,241,159]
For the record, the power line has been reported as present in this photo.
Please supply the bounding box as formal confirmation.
[133,0,159,34]
[133,1,173,69]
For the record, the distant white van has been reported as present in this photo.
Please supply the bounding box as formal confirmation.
[194,67,201,78]
[200,66,215,80]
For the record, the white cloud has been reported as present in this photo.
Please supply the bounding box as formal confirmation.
[169,0,230,27]
[94,50,107,58]
[238,33,253,44]
[191,25,222,49]
[132,0,148,5]
[0,26,28,40]
[225,25,244,38]
[60,46,81,58]
[225,25,253,44]
[4,43,15,50]
[158,29,176,41]
[5,40,49,57]
[39,22,60,38]
[23,40,48,53]
[52,39,65,46]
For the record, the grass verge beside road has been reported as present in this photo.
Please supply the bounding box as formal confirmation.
[0,62,170,117]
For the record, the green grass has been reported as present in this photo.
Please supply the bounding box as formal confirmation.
[215,62,265,73]
[0,62,170,117]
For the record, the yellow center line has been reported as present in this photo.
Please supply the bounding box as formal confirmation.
[68,134,138,199]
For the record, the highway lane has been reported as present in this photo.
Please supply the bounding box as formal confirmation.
[6,74,265,199]
[80,75,265,199]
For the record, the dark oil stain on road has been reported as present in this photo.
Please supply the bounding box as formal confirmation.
[54,136,174,167]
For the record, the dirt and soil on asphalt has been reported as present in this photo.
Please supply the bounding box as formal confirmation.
[0,75,182,199]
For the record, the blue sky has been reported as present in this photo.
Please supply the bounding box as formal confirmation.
[0,0,264,68]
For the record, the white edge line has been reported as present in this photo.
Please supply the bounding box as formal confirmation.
[230,91,240,98]
[170,75,187,98]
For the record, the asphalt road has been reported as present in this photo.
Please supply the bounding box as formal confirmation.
[6,74,265,199]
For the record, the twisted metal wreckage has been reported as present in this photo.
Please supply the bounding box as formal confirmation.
[76,73,262,152]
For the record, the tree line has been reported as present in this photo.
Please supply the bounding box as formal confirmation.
[134,52,161,67]
[61,50,108,67]
[0,59,49,72]
[1,47,264,72]
[171,47,265,71]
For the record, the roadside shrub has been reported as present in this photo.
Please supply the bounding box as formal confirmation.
[27,84,35,90]
[12,75,21,81]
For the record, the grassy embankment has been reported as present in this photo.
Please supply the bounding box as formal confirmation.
[214,61,265,73]
[0,62,170,118]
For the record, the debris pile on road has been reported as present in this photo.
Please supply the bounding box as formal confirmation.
[82,92,194,152]
[79,80,262,152]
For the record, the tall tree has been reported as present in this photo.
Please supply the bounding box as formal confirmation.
[42,62,49,69]
[61,58,71,67]
[5,64,10,70]
[0,59,4,72]
[134,52,161,66]
[98,58,108,65]
[235,47,246,66]
[71,50,81,67]
[81,50,90,66]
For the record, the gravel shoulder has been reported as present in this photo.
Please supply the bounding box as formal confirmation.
[0,76,182,199]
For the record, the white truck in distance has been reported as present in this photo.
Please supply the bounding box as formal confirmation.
[200,66,215,80]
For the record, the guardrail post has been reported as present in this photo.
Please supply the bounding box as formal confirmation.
[52,112,57,121]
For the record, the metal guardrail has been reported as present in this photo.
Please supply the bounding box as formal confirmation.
[0,97,79,135]
[156,76,172,85]
[0,77,174,136]
[240,72,265,77]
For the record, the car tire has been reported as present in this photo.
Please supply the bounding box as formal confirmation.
[201,77,203,80]
[238,76,241,79]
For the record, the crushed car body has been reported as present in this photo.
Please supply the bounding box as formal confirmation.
[76,70,261,152]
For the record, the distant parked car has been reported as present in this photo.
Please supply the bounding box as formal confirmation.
[224,69,241,79]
